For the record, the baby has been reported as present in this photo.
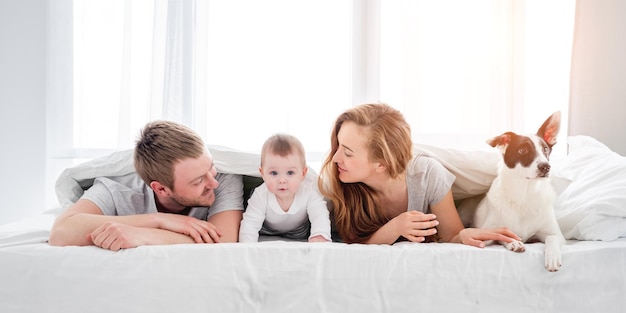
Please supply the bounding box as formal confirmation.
[239,134,331,242]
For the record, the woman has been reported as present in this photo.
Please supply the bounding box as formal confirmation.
[318,103,519,246]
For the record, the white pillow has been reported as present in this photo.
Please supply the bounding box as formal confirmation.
[553,136,626,241]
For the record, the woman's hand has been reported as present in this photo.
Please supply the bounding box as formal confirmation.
[393,211,439,242]
[458,227,521,248]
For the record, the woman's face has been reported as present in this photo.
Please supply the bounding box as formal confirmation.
[332,121,378,183]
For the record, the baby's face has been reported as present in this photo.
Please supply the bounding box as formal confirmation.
[260,153,307,200]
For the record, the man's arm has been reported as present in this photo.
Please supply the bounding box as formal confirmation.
[88,222,199,251]
[49,199,220,248]
[49,199,155,246]
[208,210,243,243]
[208,173,245,242]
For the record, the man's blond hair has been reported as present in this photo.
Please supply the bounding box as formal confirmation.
[134,120,206,190]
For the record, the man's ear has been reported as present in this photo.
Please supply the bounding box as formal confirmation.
[150,181,169,196]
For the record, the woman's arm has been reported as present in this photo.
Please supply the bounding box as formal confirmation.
[364,211,439,245]
[364,190,520,246]
[429,190,465,242]
[431,190,521,247]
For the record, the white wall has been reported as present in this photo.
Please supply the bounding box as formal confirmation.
[0,0,48,224]
[569,0,626,156]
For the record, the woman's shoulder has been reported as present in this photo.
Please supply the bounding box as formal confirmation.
[407,154,445,175]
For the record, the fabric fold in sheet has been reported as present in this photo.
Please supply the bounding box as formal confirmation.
[0,230,50,248]
[0,213,54,247]
[553,136,626,241]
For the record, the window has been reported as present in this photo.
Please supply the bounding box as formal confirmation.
[46,0,576,206]
[377,0,574,151]
[66,0,352,157]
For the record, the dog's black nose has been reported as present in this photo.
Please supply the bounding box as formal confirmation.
[538,162,551,176]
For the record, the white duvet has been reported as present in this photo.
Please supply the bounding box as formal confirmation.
[55,143,501,209]
[552,136,626,240]
[54,145,264,209]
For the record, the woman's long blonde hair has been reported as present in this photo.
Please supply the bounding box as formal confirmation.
[318,103,413,243]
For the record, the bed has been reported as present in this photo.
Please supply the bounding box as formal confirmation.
[1,135,625,313]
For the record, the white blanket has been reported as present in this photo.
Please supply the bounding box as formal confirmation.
[55,145,263,209]
[55,144,500,210]
[553,136,626,240]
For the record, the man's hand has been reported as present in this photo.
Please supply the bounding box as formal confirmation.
[90,222,148,251]
[154,213,222,243]
[89,216,224,251]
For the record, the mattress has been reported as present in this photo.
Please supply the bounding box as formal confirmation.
[1,212,625,313]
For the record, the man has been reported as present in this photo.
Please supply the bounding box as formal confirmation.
[49,121,244,250]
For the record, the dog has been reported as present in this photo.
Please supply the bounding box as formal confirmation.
[470,111,565,272]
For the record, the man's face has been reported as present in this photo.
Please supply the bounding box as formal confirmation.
[169,150,219,208]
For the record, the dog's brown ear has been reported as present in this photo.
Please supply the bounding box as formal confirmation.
[537,111,561,147]
[486,132,513,148]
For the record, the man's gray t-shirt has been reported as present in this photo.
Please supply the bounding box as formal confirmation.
[406,155,455,214]
[82,172,244,220]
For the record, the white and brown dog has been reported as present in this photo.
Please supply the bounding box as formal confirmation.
[472,111,565,272]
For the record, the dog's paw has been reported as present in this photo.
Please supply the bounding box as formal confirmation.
[503,240,525,253]
[545,247,562,272]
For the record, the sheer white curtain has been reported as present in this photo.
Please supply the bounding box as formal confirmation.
[51,0,352,156]
[194,1,352,154]
[375,0,575,152]
[46,0,576,206]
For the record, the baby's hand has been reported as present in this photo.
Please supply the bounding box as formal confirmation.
[308,235,330,242]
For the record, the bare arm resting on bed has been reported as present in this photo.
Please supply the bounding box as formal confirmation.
[363,191,520,246]
[206,209,242,243]
[49,199,227,250]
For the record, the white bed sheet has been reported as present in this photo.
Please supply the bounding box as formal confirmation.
[1,214,625,313]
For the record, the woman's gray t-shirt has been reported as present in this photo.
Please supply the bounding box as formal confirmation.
[406,155,455,214]
[82,172,244,220]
